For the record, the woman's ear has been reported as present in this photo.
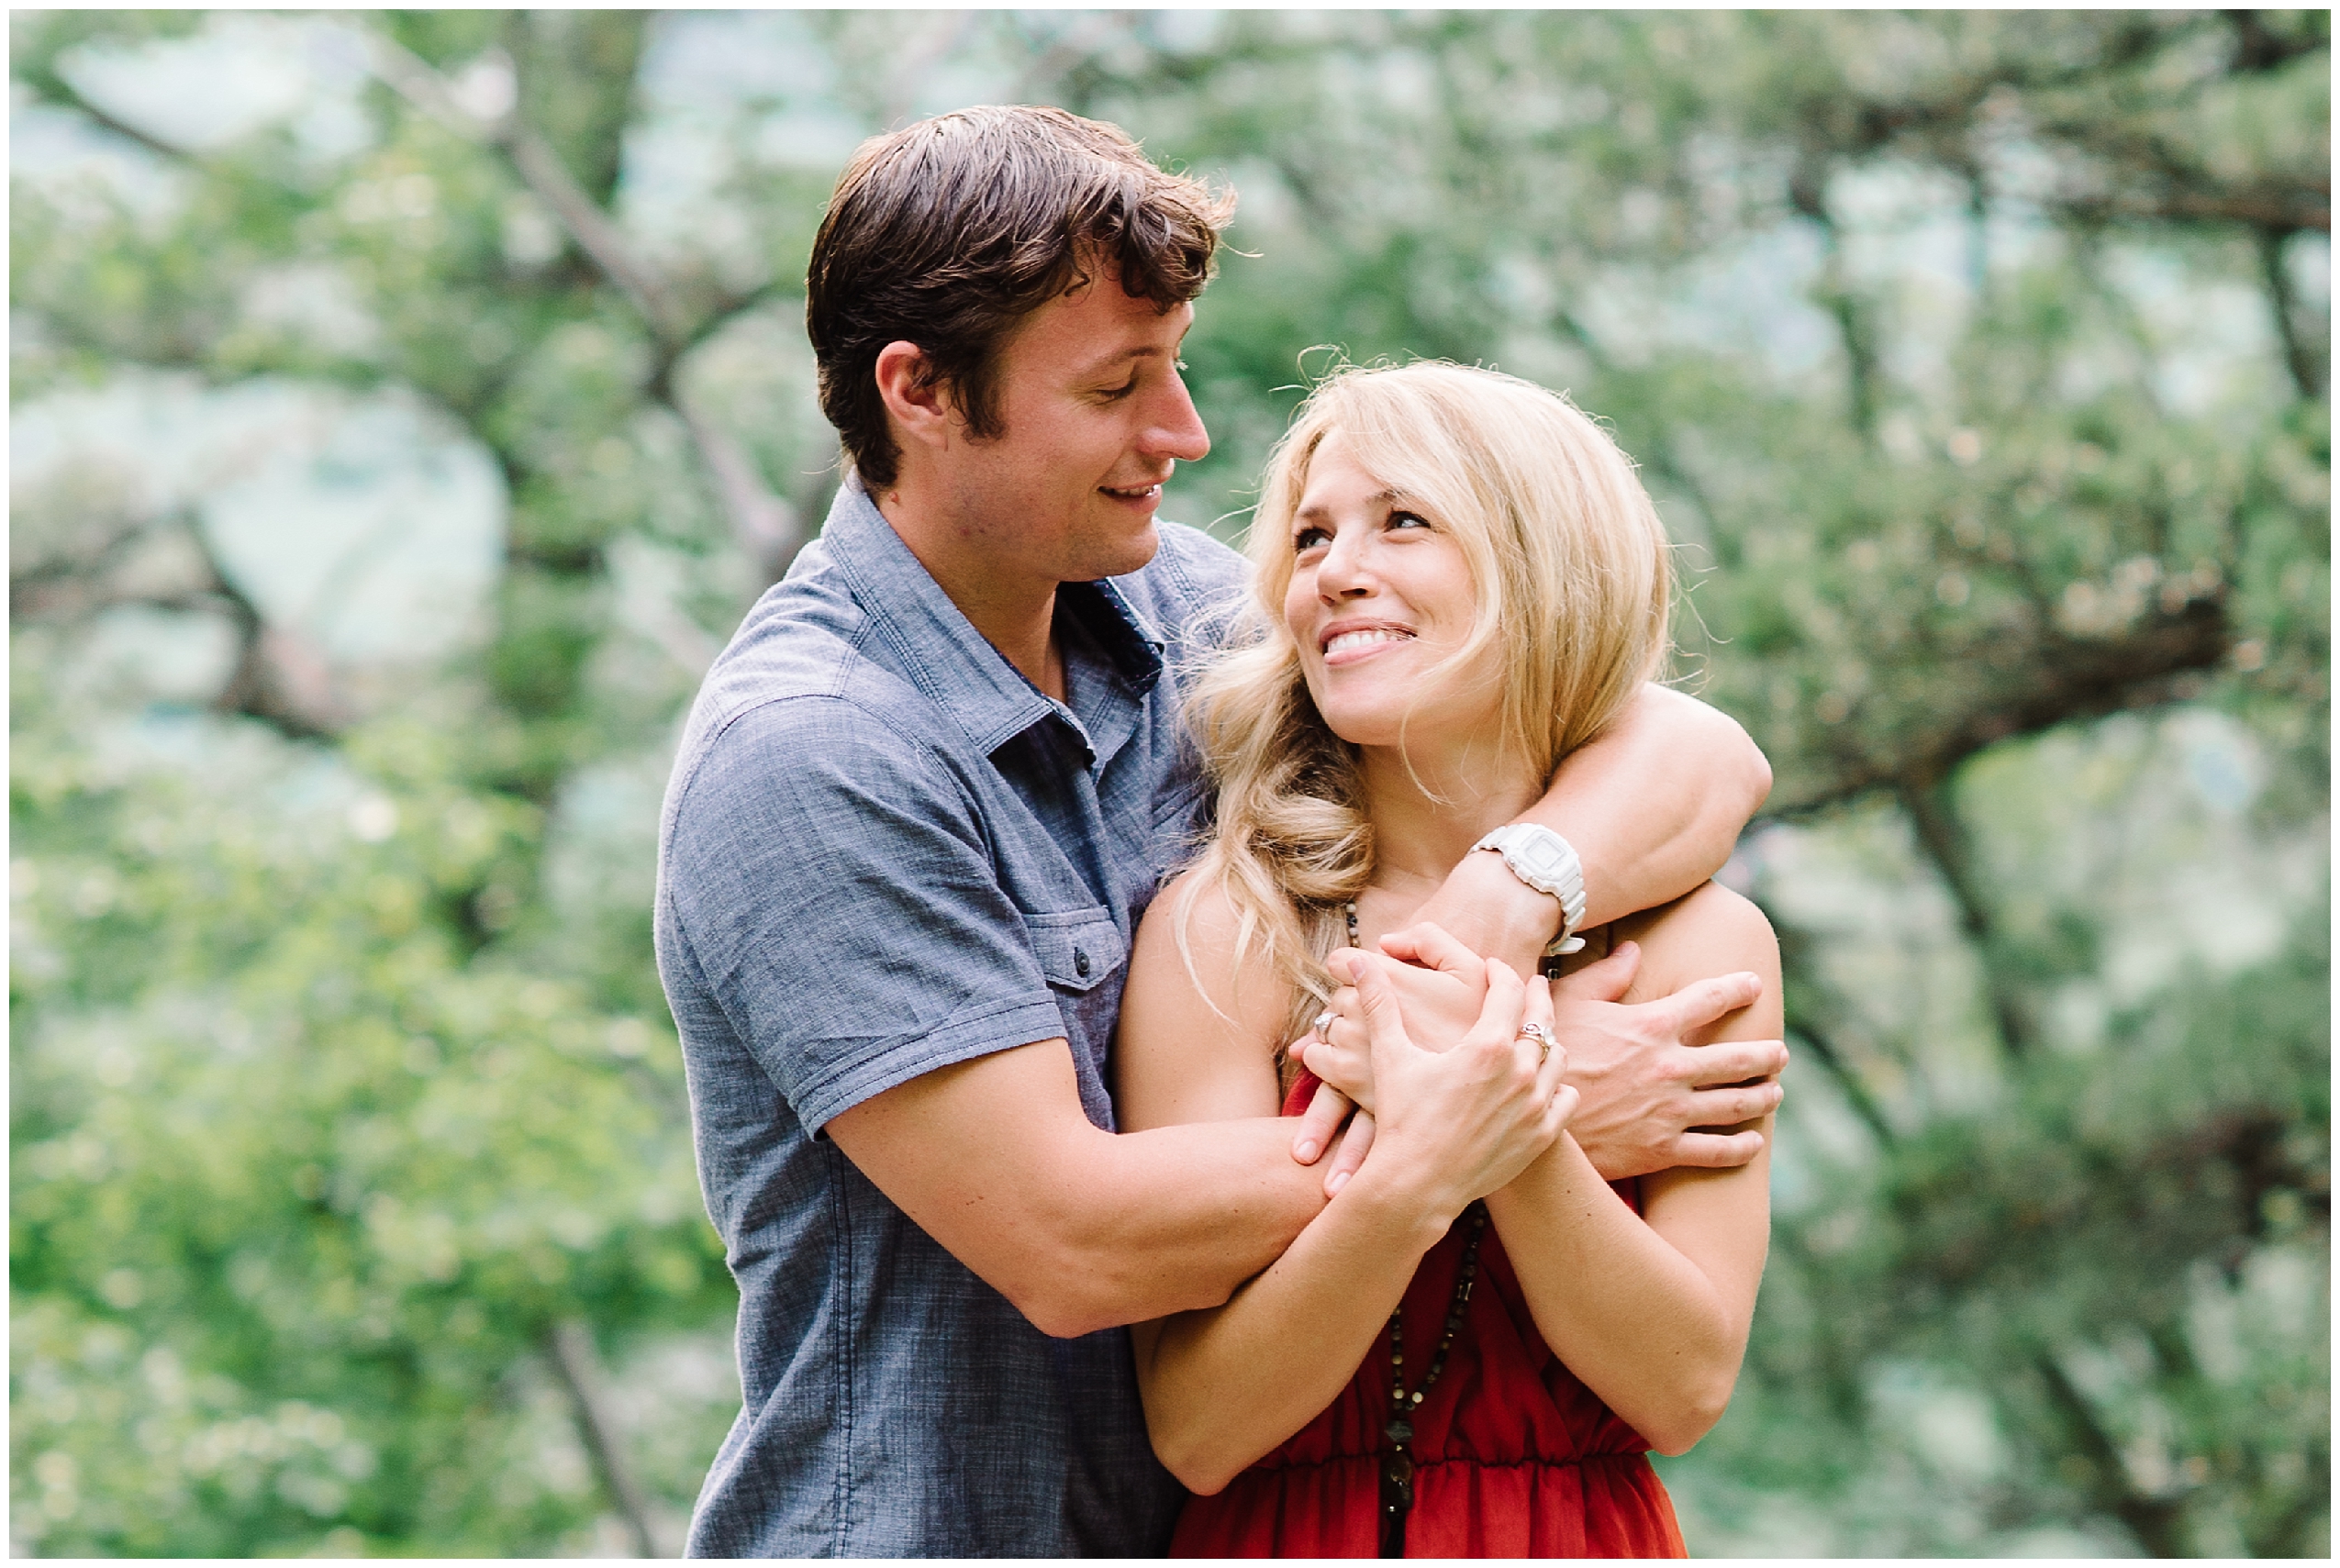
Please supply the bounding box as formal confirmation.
[874,341,955,455]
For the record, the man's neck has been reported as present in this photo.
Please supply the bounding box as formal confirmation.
[874,483,1067,704]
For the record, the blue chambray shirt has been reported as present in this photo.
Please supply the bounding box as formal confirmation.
[655,477,1245,1556]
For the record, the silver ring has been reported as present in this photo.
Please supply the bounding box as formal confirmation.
[1311,1008,1337,1042]
[1516,1021,1554,1060]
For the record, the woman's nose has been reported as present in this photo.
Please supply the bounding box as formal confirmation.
[1314,528,1374,598]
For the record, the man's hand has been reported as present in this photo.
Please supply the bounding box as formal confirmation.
[1289,1077,1392,1200]
[1552,941,1787,1181]
[1289,1075,1375,1198]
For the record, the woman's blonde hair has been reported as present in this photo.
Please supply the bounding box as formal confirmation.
[1175,361,1674,1068]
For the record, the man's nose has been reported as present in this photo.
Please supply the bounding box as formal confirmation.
[1140,373,1210,463]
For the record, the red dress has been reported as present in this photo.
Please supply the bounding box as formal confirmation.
[1170,1073,1688,1558]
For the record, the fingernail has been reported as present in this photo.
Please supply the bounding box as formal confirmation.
[1327,1170,1350,1195]
[1295,1140,1319,1162]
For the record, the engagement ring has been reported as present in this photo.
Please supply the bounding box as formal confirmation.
[1515,1021,1554,1061]
[1311,1008,1337,1042]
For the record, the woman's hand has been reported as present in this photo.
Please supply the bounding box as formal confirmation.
[1307,953,1577,1235]
[1305,926,1787,1184]
[1289,921,1515,1195]
[1322,924,1491,1083]
[1300,923,1522,1115]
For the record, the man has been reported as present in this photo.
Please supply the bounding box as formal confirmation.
[655,106,1782,1557]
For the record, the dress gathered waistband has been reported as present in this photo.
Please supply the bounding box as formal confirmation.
[1233,1448,1651,1473]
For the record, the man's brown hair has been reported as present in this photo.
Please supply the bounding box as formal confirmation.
[806,105,1235,490]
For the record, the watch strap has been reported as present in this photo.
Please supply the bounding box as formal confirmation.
[1471,824,1588,958]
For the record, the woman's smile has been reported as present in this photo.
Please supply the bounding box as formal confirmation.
[1319,620,1418,664]
[1284,432,1486,747]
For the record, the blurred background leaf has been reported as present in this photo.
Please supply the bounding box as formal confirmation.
[11,9,2326,1556]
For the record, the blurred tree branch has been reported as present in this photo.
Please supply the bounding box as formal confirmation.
[2256,228,2331,402]
[9,11,216,162]
[1766,595,2233,817]
[19,67,195,163]
[10,508,350,740]
[361,27,805,584]
[2034,1349,2190,1556]
[366,39,686,347]
[1762,911,1900,1148]
[1788,151,1881,440]
[2222,8,2328,73]
[544,1318,661,1558]
[1894,774,2038,1060]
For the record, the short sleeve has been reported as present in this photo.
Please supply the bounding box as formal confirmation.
[661,695,1068,1135]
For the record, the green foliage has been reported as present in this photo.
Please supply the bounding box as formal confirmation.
[12,689,730,1554]
[11,8,2325,1556]
[1672,906,2327,1555]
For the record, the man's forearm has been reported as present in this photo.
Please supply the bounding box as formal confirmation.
[1413,684,1769,970]
[1036,1116,1329,1335]
[828,1044,1326,1341]
[1539,684,1769,928]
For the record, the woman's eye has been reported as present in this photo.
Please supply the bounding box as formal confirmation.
[1387,509,1432,531]
[1293,526,1331,553]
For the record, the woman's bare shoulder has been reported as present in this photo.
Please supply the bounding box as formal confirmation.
[1133,868,1262,991]
[1120,867,1289,1126]
[1625,879,1774,943]
[1611,882,1779,1000]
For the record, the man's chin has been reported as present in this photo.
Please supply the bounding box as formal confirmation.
[1075,521,1161,583]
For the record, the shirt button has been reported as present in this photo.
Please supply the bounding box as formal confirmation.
[1074,948,1091,977]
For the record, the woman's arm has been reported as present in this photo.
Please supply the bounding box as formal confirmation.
[1479,882,1779,1454]
[1116,875,1567,1494]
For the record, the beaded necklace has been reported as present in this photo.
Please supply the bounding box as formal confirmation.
[1343,899,1489,1559]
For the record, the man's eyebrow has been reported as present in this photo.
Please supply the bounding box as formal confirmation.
[1075,327,1193,377]
[1079,344,1172,375]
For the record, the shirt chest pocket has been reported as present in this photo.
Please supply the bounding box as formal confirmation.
[1023,906,1127,995]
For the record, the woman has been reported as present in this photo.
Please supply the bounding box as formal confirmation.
[1114,362,1779,1557]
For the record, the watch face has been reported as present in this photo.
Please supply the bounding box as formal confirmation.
[1518,839,1570,879]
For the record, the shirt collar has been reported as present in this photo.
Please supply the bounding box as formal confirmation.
[821,479,1165,759]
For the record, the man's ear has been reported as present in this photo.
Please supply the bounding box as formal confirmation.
[874,340,956,456]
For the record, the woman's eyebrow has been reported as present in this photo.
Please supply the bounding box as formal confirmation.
[1296,488,1404,525]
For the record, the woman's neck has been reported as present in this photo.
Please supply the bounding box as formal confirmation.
[1355,732,1544,902]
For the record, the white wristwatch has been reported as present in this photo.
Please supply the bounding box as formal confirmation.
[1472,824,1588,957]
